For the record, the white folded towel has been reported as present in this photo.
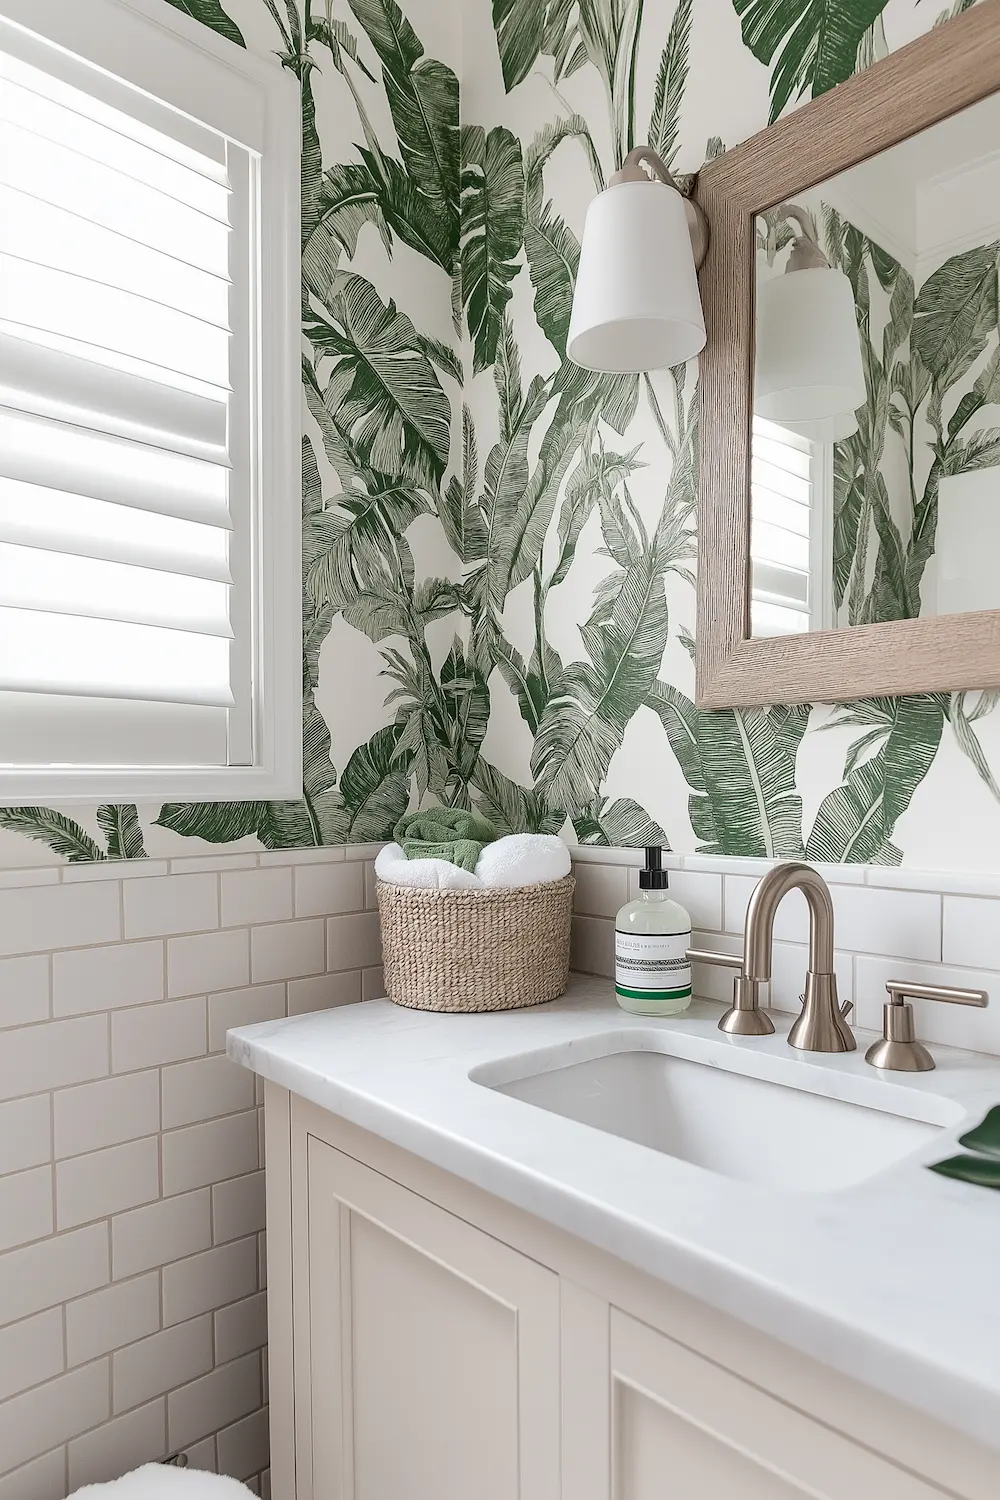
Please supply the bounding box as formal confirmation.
[374,842,484,890]
[70,1465,252,1498]
[475,834,571,889]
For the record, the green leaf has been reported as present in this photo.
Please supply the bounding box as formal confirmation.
[461,126,525,373]
[307,485,430,613]
[941,427,1000,477]
[696,708,805,859]
[0,808,106,863]
[338,723,414,840]
[466,370,552,635]
[441,638,491,783]
[881,696,945,836]
[647,681,707,794]
[311,163,390,267]
[950,692,1000,805]
[928,1154,1000,1189]
[308,14,379,79]
[471,758,564,834]
[417,332,463,385]
[646,686,804,857]
[348,0,459,250]
[958,1104,1000,1158]
[493,0,549,89]
[358,145,457,270]
[163,0,244,46]
[551,434,643,587]
[521,120,587,361]
[912,243,999,392]
[948,345,1000,443]
[524,199,580,359]
[494,639,548,734]
[306,273,451,490]
[155,801,270,844]
[532,549,670,813]
[806,755,898,864]
[523,115,604,198]
[866,474,908,623]
[649,0,692,170]
[440,405,482,562]
[341,589,412,642]
[806,697,943,863]
[576,0,645,168]
[733,0,889,124]
[97,806,146,861]
[299,71,324,249]
[507,390,597,593]
[574,798,669,846]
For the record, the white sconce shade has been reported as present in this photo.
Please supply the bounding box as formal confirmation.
[775,410,859,443]
[568,179,707,373]
[755,266,866,427]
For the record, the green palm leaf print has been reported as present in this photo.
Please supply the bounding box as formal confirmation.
[163,0,244,46]
[649,0,692,169]
[306,274,451,491]
[348,0,459,247]
[461,126,526,373]
[733,0,889,122]
[0,809,107,863]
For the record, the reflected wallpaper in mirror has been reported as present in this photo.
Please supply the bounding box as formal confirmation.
[752,93,1000,638]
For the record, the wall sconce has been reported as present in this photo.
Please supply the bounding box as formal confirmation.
[755,203,866,440]
[568,147,710,374]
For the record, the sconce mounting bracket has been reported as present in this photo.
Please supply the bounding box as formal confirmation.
[610,146,710,270]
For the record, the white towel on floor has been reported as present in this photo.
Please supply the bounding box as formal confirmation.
[475,834,571,889]
[70,1465,253,1498]
[374,842,484,889]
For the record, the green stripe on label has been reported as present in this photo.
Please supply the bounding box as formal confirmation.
[615,984,692,1001]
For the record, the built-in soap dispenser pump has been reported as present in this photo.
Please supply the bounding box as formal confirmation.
[614,848,693,1016]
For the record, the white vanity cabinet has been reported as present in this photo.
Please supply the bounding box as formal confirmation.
[300,1137,560,1500]
[266,1086,997,1500]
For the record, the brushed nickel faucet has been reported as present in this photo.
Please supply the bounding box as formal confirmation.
[691,861,856,1051]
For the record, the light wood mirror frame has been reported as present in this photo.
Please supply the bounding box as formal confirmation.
[694,2,1000,709]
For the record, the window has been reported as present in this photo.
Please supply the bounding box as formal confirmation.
[0,0,300,801]
[750,417,833,637]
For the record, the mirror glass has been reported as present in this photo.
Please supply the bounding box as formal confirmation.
[751,93,1000,637]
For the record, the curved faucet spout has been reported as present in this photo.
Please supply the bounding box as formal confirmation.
[743,862,835,981]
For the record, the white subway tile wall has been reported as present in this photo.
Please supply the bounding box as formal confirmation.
[3,841,1000,1497]
[0,846,379,1496]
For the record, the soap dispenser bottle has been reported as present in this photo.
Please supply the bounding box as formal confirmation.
[614,848,692,1015]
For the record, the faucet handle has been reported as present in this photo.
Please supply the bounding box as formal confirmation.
[865,980,988,1072]
[684,949,775,1035]
[686,947,743,970]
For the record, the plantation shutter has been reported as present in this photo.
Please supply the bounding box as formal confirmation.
[0,16,252,770]
[750,418,817,637]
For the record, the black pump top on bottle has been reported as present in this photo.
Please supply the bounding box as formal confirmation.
[639,846,669,890]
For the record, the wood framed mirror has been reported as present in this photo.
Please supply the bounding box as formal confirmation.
[694,2,1000,709]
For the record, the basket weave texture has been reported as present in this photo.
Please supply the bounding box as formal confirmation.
[376,876,575,1012]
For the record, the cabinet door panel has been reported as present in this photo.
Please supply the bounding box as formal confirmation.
[306,1136,560,1500]
[610,1310,953,1500]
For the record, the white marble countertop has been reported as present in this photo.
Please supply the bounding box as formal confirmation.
[228,976,1000,1450]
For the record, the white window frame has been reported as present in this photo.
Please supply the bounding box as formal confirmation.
[0,0,302,803]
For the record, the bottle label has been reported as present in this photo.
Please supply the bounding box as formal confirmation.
[615,930,692,1003]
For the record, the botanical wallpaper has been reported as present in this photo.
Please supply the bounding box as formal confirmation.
[3,0,1000,871]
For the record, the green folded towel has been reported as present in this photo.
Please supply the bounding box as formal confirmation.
[394,808,497,873]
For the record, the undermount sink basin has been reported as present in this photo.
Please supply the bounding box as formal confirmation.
[473,1033,966,1193]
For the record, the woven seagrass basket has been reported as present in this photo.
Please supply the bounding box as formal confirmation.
[376,876,575,1013]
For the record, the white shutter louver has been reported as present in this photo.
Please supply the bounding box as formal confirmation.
[0,30,249,767]
[750,418,820,638]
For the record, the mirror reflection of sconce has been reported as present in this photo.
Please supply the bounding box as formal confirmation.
[568,147,710,373]
[754,203,866,440]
